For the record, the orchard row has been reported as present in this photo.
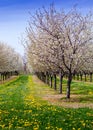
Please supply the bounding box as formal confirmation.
[0,43,23,81]
[25,5,93,98]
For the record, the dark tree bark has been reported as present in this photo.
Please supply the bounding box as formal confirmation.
[84,73,87,82]
[66,72,72,99]
[80,73,83,81]
[50,75,53,88]
[43,73,46,83]
[3,73,4,81]
[5,72,8,80]
[47,73,49,85]
[90,72,92,82]
[41,72,44,82]
[54,74,57,90]
[0,73,1,81]
[8,72,10,79]
[45,72,49,85]
[1,73,3,81]
[77,73,79,80]
[59,71,64,94]
[45,72,48,84]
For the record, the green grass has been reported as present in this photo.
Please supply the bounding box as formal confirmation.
[0,75,93,130]
[52,76,93,103]
[55,77,93,93]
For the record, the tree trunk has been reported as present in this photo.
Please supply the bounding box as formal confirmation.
[59,72,63,94]
[80,74,83,81]
[66,72,72,99]
[77,73,79,80]
[42,72,45,82]
[84,73,87,82]
[3,74,4,81]
[90,73,92,82]
[73,73,75,80]
[5,73,7,80]
[0,73,1,81]
[11,72,12,76]
[47,73,49,85]
[1,73,2,81]
[54,74,57,90]
[50,75,53,88]
[43,73,46,83]
[45,72,48,84]
[41,72,43,81]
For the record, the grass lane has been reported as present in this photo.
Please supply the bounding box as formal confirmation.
[0,75,93,130]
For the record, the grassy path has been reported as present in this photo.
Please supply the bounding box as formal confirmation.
[0,75,93,130]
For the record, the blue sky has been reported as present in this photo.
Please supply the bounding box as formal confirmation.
[0,0,93,55]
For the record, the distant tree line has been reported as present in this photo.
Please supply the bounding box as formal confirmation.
[25,5,93,98]
[0,42,23,82]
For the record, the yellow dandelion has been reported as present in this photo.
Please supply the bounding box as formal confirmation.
[24,121,31,127]
[0,111,2,114]
[78,128,81,130]
[1,124,5,129]
[33,127,39,130]
[59,128,62,130]
[88,91,93,95]
[82,123,85,127]
[9,123,12,129]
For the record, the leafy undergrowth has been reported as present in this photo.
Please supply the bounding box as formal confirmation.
[0,75,93,130]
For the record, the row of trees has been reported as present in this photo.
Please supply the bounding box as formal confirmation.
[0,42,23,81]
[26,5,93,98]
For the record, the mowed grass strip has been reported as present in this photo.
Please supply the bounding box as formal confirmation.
[0,75,93,130]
